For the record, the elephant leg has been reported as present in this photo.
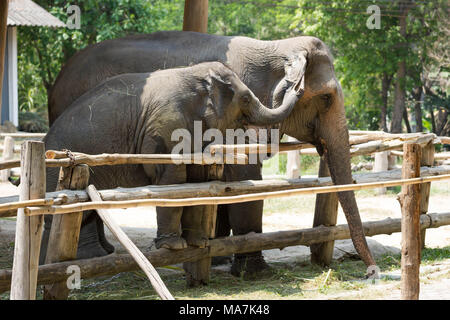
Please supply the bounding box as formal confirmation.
[221,164,269,276]
[228,200,270,277]
[211,205,232,265]
[181,206,208,248]
[152,164,187,250]
[181,164,219,249]
[155,207,187,250]
[95,212,115,254]
[39,211,111,264]
[76,211,111,259]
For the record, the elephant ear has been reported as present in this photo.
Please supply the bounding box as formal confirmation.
[271,51,308,108]
[204,69,234,115]
[284,51,308,96]
[205,69,234,95]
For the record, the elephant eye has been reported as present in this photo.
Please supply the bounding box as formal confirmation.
[321,94,331,102]
[320,94,332,108]
[241,94,251,105]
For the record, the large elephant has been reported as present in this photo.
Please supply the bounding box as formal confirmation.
[47,31,376,274]
[41,61,301,261]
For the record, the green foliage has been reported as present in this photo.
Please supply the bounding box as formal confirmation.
[18,111,49,133]
[17,0,448,134]
[292,0,449,132]
[18,0,185,114]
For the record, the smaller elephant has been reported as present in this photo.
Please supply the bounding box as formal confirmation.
[42,61,302,260]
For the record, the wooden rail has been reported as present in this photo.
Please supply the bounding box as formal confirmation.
[1,132,449,300]
[1,211,449,294]
[22,173,450,216]
[1,165,449,217]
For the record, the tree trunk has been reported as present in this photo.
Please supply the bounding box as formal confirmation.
[380,73,391,132]
[390,1,409,133]
[403,108,412,133]
[413,86,424,132]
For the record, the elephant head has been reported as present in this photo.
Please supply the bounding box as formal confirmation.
[203,62,302,132]
[277,37,376,268]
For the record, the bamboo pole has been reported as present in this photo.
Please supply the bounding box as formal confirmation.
[87,185,174,300]
[1,212,449,294]
[0,133,439,170]
[43,165,90,300]
[24,173,450,216]
[438,136,450,144]
[1,165,449,217]
[400,143,422,300]
[0,152,249,170]
[0,132,46,138]
[210,141,313,155]
[10,141,46,300]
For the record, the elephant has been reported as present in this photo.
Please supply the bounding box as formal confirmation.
[47,31,376,275]
[41,61,302,262]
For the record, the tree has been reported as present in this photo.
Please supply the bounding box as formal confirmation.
[292,0,449,134]
[18,0,184,116]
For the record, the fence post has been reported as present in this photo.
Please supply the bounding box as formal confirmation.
[286,136,301,179]
[10,141,46,300]
[400,143,422,300]
[419,142,434,249]
[183,164,222,287]
[310,158,339,266]
[373,151,389,194]
[43,164,90,300]
[0,136,14,182]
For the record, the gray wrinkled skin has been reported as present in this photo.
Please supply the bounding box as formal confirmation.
[41,61,299,262]
[47,31,375,274]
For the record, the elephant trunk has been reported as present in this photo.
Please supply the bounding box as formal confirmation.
[245,86,302,126]
[317,91,376,269]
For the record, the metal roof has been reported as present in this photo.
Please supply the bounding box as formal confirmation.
[7,0,66,28]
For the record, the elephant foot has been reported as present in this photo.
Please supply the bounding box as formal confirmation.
[154,234,188,250]
[212,255,232,266]
[186,235,209,248]
[183,230,209,248]
[230,252,270,279]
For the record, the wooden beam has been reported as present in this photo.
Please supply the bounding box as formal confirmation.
[183,0,208,33]
[87,185,174,300]
[0,0,8,121]
[43,165,90,300]
[400,143,422,300]
[1,212,449,294]
[1,165,449,218]
[183,164,223,287]
[419,142,435,249]
[23,173,450,216]
[0,152,249,170]
[310,158,338,266]
[10,141,46,300]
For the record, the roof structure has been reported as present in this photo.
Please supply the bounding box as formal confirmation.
[7,0,66,28]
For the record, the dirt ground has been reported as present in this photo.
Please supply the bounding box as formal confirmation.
[0,180,449,300]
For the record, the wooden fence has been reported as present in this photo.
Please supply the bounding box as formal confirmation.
[0,131,449,300]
